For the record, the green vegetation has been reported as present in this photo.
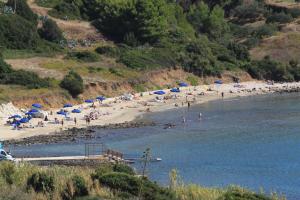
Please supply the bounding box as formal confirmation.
[49,0,82,20]
[36,0,62,8]
[27,172,55,193]
[6,0,38,25]
[0,55,51,89]
[0,162,284,200]
[60,70,84,97]
[66,51,100,62]
[0,15,39,49]
[39,19,64,43]
[245,56,300,81]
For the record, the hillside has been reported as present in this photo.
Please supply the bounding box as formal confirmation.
[0,0,300,107]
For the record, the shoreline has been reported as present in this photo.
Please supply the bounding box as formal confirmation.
[2,81,300,143]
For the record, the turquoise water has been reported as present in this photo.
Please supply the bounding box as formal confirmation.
[12,93,300,199]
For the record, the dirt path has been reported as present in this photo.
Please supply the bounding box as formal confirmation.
[27,0,103,41]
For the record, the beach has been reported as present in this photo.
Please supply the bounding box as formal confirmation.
[1,81,300,141]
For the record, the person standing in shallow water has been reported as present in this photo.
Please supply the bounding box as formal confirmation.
[221,92,224,99]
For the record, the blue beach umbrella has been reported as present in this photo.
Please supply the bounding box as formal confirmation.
[28,109,39,113]
[19,118,30,123]
[9,114,22,119]
[179,82,188,87]
[214,80,223,84]
[72,109,81,113]
[170,88,180,93]
[154,91,166,95]
[63,103,73,108]
[32,103,42,109]
[57,110,67,115]
[96,96,106,101]
[85,99,94,103]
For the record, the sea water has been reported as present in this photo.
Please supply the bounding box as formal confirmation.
[12,93,300,199]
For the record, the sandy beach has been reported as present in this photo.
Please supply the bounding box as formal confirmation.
[1,81,300,141]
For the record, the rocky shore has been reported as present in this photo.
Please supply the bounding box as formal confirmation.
[4,121,156,146]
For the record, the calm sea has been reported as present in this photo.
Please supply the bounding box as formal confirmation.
[12,93,300,199]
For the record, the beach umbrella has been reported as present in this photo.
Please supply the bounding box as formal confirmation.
[154,91,166,95]
[28,109,39,113]
[179,82,188,87]
[170,88,180,93]
[63,103,73,108]
[19,118,29,123]
[32,103,42,109]
[9,114,22,119]
[85,99,94,103]
[96,96,106,101]
[72,109,81,113]
[57,110,67,115]
[214,80,223,84]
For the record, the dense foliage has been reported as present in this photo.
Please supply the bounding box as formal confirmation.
[0,15,39,49]
[66,51,100,62]
[60,70,84,97]
[39,18,64,42]
[6,0,38,25]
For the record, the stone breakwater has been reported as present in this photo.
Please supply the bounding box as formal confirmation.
[4,121,156,146]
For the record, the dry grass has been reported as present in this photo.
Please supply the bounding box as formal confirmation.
[250,32,300,62]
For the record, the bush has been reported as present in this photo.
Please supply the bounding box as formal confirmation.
[66,51,100,62]
[49,1,81,20]
[97,172,175,200]
[95,46,121,57]
[91,164,113,181]
[0,162,15,185]
[219,188,272,200]
[118,47,177,70]
[227,42,250,61]
[288,8,300,18]
[72,176,89,197]
[2,70,51,89]
[6,0,38,24]
[253,24,278,39]
[266,12,293,24]
[245,57,294,81]
[0,15,39,49]
[233,1,266,23]
[99,172,140,195]
[39,19,64,42]
[113,164,135,175]
[60,71,84,97]
[27,172,55,193]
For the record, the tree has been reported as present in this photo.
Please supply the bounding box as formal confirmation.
[39,19,64,42]
[60,71,84,97]
[0,15,39,49]
[187,3,229,39]
[187,2,210,33]
[86,0,168,44]
[6,0,37,25]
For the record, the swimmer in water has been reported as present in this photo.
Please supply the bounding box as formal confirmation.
[182,116,186,124]
[199,112,202,120]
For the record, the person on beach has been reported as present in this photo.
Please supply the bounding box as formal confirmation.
[188,102,191,109]
[61,119,64,127]
[74,117,77,126]
[221,92,224,99]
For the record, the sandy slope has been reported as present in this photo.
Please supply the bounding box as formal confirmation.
[1,81,299,141]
